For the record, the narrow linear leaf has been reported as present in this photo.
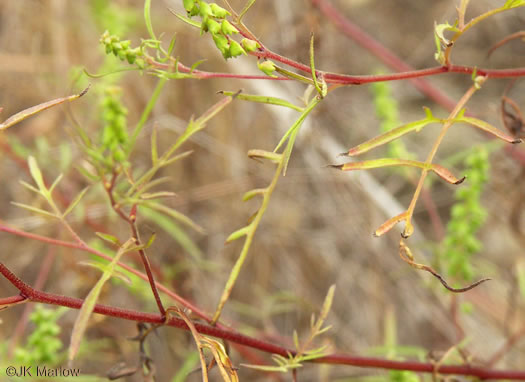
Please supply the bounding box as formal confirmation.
[226,225,250,243]
[69,238,135,363]
[49,174,64,195]
[219,91,304,112]
[144,0,156,40]
[458,116,522,144]
[11,202,56,219]
[374,211,409,237]
[139,191,177,200]
[140,206,203,260]
[27,156,46,192]
[63,187,89,218]
[248,149,282,163]
[19,180,40,194]
[319,284,335,324]
[77,261,132,285]
[173,12,202,28]
[95,232,121,246]
[242,188,267,202]
[332,158,465,184]
[345,114,438,156]
[141,201,204,234]
[151,125,158,165]
[0,86,89,130]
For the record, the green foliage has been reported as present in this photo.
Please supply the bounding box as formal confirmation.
[182,0,249,59]
[441,147,489,281]
[99,86,129,164]
[242,285,335,373]
[14,305,67,365]
[100,31,145,69]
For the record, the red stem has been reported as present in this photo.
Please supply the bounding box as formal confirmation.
[1,261,524,379]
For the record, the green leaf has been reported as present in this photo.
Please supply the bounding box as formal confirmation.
[69,238,135,363]
[144,0,156,40]
[27,156,46,192]
[19,180,40,194]
[219,91,303,112]
[141,201,204,234]
[457,116,522,144]
[11,202,56,219]
[62,187,89,218]
[504,0,525,8]
[345,110,438,156]
[140,206,203,260]
[226,226,250,243]
[242,188,266,201]
[332,159,465,184]
[95,232,121,246]
[174,12,202,28]
[247,149,282,163]
[77,261,132,285]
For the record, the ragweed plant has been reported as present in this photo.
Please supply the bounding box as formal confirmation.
[441,147,489,282]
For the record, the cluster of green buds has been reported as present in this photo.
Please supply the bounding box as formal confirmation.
[14,305,64,364]
[99,86,129,164]
[100,30,145,69]
[183,0,260,59]
[442,147,489,281]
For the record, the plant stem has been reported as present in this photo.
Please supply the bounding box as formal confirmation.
[1,261,524,379]
[403,78,486,238]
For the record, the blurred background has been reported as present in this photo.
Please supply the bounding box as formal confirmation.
[1,0,525,380]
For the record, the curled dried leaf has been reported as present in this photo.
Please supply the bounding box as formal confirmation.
[399,241,491,293]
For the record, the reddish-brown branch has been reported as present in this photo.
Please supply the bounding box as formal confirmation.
[1,261,525,379]
[103,171,166,317]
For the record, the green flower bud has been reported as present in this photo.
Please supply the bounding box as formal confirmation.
[206,19,221,34]
[221,20,238,35]
[136,58,145,69]
[229,40,246,57]
[183,0,195,12]
[189,4,200,16]
[257,60,277,77]
[212,33,230,57]
[117,49,126,61]
[210,3,230,18]
[120,40,131,50]
[241,38,260,52]
[199,1,212,17]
